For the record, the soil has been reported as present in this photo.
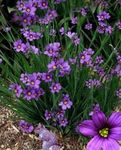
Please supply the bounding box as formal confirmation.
[0,106,85,150]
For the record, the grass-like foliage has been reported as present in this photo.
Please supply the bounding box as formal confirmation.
[0,0,121,137]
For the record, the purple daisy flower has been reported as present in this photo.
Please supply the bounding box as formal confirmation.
[47,60,58,72]
[50,82,62,93]
[20,73,30,83]
[23,2,36,16]
[97,11,110,21]
[16,0,25,11]
[59,27,65,35]
[71,16,78,24]
[9,83,23,98]
[23,87,35,100]
[44,42,61,57]
[26,74,41,88]
[116,89,121,99]
[77,111,121,150]
[59,117,68,127]
[45,110,53,120]
[59,94,73,110]
[55,109,65,119]
[19,120,34,133]
[38,0,48,9]
[85,23,93,30]
[80,7,88,16]
[13,40,26,52]
[42,73,53,82]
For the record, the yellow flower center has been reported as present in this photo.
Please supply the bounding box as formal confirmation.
[99,128,109,138]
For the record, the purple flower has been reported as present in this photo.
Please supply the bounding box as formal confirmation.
[105,25,113,35]
[97,11,110,21]
[77,111,121,150]
[45,110,53,120]
[59,94,73,110]
[13,40,26,52]
[116,55,121,64]
[31,45,39,54]
[111,64,121,77]
[66,31,80,46]
[47,60,58,72]
[42,73,53,82]
[23,2,36,16]
[55,109,65,119]
[97,22,107,34]
[22,29,43,41]
[116,89,121,99]
[71,16,78,24]
[19,120,34,133]
[59,117,68,127]
[85,79,101,88]
[79,48,94,65]
[38,0,48,9]
[9,84,23,98]
[16,0,25,11]
[23,87,35,100]
[80,7,88,16]
[44,42,61,57]
[26,74,41,88]
[50,82,62,93]
[58,58,71,76]
[85,23,92,30]
[89,104,101,116]
[116,21,121,30]
[59,27,65,35]
[20,73,30,83]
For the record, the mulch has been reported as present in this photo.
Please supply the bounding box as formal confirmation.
[0,106,85,150]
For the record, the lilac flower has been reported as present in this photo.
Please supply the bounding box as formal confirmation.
[59,117,68,127]
[116,89,121,99]
[85,79,101,88]
[20,73,30,83]
[22,29,43,41]
[33,88,45,99]
[13,40,26,52]
[79,48,94,65]
[50,82,62,93]
[19,120,34,133]
[89,104,101,116]
[97,22,107,34]
[38,0,48,9]
[71,16,78,24]
[77,111,121,150]
[23,87,35,100]
[16,0,25,11]
[116,55,121,64]
[59,27,65,35]
[59,94,73,110]
[55,109,65,119]
[44,42,61,57]
[9,84,23,98]
[42,73,53,82]
[31,45,39,54]
[23,2,36,16]
[116,21,121,30]
[111,64,121,77]
[58,58,71,76]
[26,74,41,88]
[48,60,58,72]
[45,110,53,120]
[95,56,104,65]
[105,25,113,35]
[85,23,93,30]
[80,7,88,16]
[66,31,80,46]
[97,11,110,21]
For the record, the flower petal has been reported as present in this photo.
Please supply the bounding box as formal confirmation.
[102,138,120,150]
[86,135,103,150]
[108,112,121,127]
[78,120,97,137]
[92,111,107,129]
[109,127,121,140]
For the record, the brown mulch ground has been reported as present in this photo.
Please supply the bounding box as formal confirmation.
[0,106,85,150]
